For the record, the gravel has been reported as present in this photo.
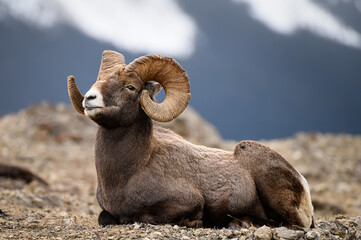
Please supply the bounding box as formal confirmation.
[1,208,360,239]
[0,102,361,239]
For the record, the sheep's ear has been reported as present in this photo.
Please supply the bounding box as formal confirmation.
[145,82,162,100]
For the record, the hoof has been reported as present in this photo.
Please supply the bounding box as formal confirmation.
[227,216,257,230]
[179,219,203,228]
[227,219,243,230]
[98,210,119,226]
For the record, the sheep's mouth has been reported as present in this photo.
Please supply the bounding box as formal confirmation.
[84,107,103,117]
[86,107,102,111]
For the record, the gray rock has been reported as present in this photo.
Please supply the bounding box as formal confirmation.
[329,219,348,238]
[273,227,304,240]
[305,230,320,240]
[133,222,142,229]
[355,231,361,240]
[181,236,190,240]
[254,225,272,240]
[355,216,361,227]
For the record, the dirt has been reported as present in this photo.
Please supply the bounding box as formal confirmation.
[0,102,360,239]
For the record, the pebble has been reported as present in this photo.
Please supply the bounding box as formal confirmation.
[354,216,361,226]
[133,222,142,229]
[273,227,304,240]
[254,225,272,240]
[305,231,320,240]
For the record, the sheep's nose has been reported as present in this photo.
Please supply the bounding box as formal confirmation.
[85,94,96,101]
[82,88,104,109]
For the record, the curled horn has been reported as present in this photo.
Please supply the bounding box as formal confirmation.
[67,75,85,114]
[125,55,190,122]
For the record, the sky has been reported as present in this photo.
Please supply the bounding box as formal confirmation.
[1,0,361,57]
[0,0,197,57]
[0,0,361,140]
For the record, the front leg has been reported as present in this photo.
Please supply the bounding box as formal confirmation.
[134,188,205,228]
[126,177,205,227]
[98,210,119,226]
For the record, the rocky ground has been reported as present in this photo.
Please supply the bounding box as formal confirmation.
[0,102,360,239]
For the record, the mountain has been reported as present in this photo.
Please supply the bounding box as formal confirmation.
[0,0,361,140]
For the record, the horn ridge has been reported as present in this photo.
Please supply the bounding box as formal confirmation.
[99,50,126,72]
[67,75,85,114]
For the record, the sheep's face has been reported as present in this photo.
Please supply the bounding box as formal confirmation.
[82,66,160,128]
[68,51,190,124]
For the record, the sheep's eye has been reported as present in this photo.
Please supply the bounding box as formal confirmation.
[125,85,136,91]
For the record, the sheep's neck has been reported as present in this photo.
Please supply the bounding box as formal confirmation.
[95,117,152,190]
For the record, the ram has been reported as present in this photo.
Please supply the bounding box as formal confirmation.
[67,50,314,229]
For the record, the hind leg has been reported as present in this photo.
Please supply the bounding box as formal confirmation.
[261,189,313,228]
[254,165,313,228]
[234,140,314,228]
[268,175,314,228]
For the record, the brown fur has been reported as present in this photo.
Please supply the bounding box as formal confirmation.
[79,54,314,229]
[93,122,313,228]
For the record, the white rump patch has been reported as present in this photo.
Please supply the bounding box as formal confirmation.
[296,170,314,228]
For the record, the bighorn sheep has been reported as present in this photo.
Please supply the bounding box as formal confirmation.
[67,50,314,228]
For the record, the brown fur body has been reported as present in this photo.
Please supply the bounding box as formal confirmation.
[95,121,313,228]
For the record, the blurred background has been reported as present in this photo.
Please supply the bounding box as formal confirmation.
[0,0,361,140]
